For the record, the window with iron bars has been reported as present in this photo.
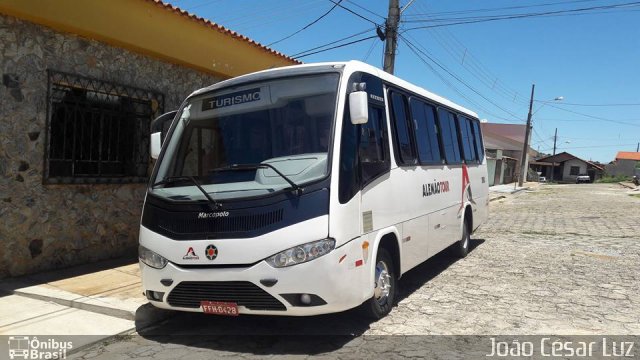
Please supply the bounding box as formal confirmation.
[45,70,164,184]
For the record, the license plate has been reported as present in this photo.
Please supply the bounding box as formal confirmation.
[200,301,239,316]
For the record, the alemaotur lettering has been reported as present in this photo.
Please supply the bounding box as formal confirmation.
[422,180,450,197]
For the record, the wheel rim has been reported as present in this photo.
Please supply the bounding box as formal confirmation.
[374,260,392,305]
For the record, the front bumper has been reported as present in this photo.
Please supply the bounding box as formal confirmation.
[140,237,372,316]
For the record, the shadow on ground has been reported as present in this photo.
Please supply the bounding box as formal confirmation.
[133,239,485,355]
[0,257,137,295]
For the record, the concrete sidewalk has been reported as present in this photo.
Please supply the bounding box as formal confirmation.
[489,181,538,201]
[0,257,169,350]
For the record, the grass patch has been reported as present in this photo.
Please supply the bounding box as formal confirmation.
[596,175,632,183]
[629,194,640,198]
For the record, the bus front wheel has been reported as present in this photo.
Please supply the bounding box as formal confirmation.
[453,219,471,258]
[362,248,396,319]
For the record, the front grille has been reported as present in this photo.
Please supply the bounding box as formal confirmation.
[144,206,283,237]
[167,281,286,311]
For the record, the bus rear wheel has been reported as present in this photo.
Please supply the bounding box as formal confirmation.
[362,248,396,319]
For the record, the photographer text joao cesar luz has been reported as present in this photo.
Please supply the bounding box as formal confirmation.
[487,337,635,358]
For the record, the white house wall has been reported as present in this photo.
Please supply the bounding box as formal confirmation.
[562,159,587,181]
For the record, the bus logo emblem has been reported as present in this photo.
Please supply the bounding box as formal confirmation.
[205,245,218,260]
[183,247,199,260]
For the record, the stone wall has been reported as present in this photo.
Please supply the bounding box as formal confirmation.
[0,14,220,277]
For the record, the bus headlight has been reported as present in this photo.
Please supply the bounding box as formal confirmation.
[266,238,336,268]
[139,246,168,269]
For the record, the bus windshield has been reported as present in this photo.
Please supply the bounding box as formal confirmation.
[151,73,340,201]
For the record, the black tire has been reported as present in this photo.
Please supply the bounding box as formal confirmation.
[453,218,471,258]
[361,248,396,320]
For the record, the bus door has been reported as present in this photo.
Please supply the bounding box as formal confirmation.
[336,73,391,243]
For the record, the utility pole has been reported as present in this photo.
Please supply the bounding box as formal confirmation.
[518,84,535,187]
[636,142,639,152]
[383,0,400,74]
[551,128,557,182]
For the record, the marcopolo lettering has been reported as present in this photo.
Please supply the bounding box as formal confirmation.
[198,211,230,219]
[202,88,261,111]
[422,180,450,197]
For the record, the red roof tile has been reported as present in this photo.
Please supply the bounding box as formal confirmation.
[148,0,300,65]
[480,123,526,143]
[616,151,640,161]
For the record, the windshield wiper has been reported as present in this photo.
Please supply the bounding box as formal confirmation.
[151,176,222,210]
[210,163,304,196]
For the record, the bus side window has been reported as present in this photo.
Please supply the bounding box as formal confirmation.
[471,120,484,162]
[389,91,416,165]
[458,115,476,163]
[437,108,462,164]
[409,98,442,165]
[359,105,390,184]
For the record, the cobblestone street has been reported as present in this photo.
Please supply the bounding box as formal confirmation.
[70,183,640,359]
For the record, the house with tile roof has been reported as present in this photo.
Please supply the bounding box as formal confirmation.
[532,152,605,183]
[0,0,298,277]
[605,151,640,178]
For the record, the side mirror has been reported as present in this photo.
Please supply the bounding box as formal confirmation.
[150,110,177,159]
[349,91,368,125]
[151,110,178,134]
[150,132,162,159]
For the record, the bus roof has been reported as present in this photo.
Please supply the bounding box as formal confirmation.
[189,60,479,119]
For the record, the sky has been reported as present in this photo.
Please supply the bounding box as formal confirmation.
[167,0,640,163]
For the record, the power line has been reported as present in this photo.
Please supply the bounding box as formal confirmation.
[184,0,226,11]
[290,27,374,58]
[532,128,552,149]
[294,34,378,59]
[344,0,386,20]
[544,103,640,127]
[400,35,521,123]
[402,2,640,30]
[399,35,497,117]
[544,101,640,107]
[211,0,329,33]
[405,2,529,108]
[557,135,639,141]
[400,34,525,121]
[405,8,640,23]
[540,143,639,151]
[402,2,640,23]
[362,37,379,62]
[402,32,513,122]
[402,0,599,17]
[267,0,344,46]
[419,24,527,105]
[328,0,380,25]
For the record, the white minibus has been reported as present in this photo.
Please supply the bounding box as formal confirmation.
[139,60,489,319]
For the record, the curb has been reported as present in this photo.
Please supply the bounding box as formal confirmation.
[68,328,138,357]
[619,181,639,189]
[11,289,136,321]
